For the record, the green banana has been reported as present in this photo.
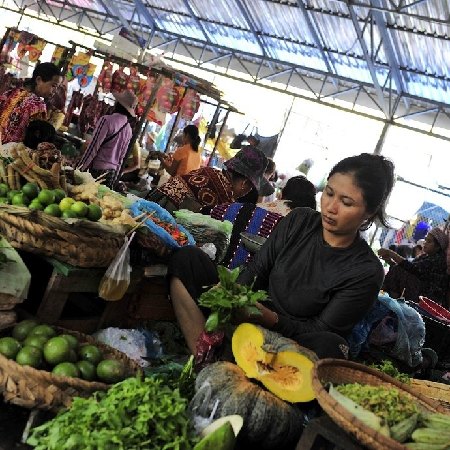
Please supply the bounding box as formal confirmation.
[391,413,419,443]
[411,428,450,445]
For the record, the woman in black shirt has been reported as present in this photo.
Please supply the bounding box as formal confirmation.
[169,153,395,359]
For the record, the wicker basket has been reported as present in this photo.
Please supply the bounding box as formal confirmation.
[136,228,172,260]
[411,378,450,411]
[0,326,140,411]
[312,359,449,450]
[0,205,124,267]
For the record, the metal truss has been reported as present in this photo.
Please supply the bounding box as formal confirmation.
[6,0,450,141]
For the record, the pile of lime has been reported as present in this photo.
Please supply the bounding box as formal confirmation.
[0,182,102,221]
[0,320,126,384]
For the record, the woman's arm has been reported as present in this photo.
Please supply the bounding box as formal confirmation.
[378,248,404,265]
[158,152,181,176]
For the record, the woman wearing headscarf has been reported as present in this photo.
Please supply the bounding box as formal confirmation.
[146,146,268,214]
[378,227,449,305]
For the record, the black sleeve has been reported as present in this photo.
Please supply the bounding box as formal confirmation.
[399,255,447,292]
[273,264,384,339]
[236,209,304,290]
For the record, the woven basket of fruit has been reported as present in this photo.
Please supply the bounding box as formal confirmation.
[0,205,124,267]
[312,359,450,450]
[0,321,140,411]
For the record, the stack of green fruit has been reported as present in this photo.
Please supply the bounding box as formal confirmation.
[0,182,102,221]
[0,320,127,384]
[405,413,450,449]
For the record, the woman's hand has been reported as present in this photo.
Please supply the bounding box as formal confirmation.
[378,248,404,265]
[232,303,278,328]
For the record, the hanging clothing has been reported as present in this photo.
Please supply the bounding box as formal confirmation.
[172,143,202,176]
[147,167,235,214]
[254,133,279,158]
[0,88,47,144]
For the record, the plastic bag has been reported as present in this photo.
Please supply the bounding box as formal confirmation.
[200,243,217,260]
[94,327,151,367]
[98,233,135,301]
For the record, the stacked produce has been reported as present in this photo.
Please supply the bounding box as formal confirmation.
[0,181,102,221]
[1,142,66,190]
[330,382,450,447]
[0,320,127,383]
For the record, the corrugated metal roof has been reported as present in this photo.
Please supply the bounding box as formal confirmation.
[44,0,450,109]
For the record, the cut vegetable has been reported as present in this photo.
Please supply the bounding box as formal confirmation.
[201,415,244,438]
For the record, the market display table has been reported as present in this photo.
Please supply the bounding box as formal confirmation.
[35,257,143,331]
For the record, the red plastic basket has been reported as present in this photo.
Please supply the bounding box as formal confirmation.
[419,297,450,323]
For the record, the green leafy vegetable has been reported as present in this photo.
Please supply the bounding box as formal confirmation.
[369,360,411,384]
[198,266,267,332]
[336,383,418,427]
[27,376,199,449]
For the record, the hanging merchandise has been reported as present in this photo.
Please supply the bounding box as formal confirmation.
[171,86,185,114]
[111,66,128,93]
[126,66,141,95]
[77,63,96,88]
[137,73,155,117]
[26,38,47,63]
[180,89,201,121]
[16,31,35,59]
[0,29,20,64]
[97,61,113,93]
[51,45,67,66]
[66,52,91,82]
[155,78,179,113]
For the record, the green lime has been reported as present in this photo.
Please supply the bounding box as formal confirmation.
[44,204,61,217]
[7,190,19,202]
[0,337,22,359]
[76,360,96,381]
[70,201,88,218]
[28,201,44,211]
[59,197,75,212]
[52,362,80,378]
[29,324,56,339]
[12,320,39,341]
[78,344,103,365]
[62,209,78,219]
[53,189,66,203]
[23,335,48,349]
[11,193,30,206]
[37,189,55,206]
[21,183,39,200]
[16,345,42,368]
[96,359,125,384]
[43,337,71,366]
[0,183,8,197]
[60,334,79,350]
[86,204,102,222]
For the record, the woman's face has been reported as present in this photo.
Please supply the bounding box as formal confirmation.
[321,172,369,239]
[423,234,440,255]
[35,75,61,99]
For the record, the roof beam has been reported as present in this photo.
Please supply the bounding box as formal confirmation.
[346,1,390,118]
[180,0,211,44]
[233,0,267,57]
[295,0,337,76]
[371,1,409,110]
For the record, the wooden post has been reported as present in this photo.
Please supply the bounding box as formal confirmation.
[208,109,230,166]
[163,87,189,154]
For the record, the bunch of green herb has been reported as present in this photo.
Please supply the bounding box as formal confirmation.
[198,266,267,332]
[336,383,418,427]
[27,376,199,450]
[369,360,411,384]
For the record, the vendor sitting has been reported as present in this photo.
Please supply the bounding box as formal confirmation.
[378,227,449,305]
[146,146,268,214]
[168,153,395,359]
[0,120,56,158]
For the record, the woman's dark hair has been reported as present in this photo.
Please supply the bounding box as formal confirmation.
[328,153,395,230]
[114,102,134,120]
[265,158,276,175]
[183,124,201,151]
[282,175,317,210]
[26,63,61,90]
[23,120,56,150]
